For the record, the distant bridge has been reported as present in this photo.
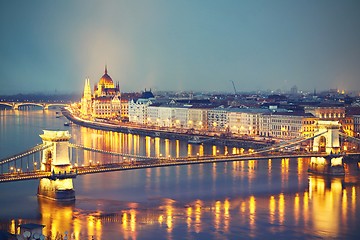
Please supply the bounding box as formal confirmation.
[0,101,68,110]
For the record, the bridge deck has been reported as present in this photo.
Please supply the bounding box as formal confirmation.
[0,151,345,183]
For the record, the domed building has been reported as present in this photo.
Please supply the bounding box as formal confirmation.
[80,66,123,119]
[94,66,119,97]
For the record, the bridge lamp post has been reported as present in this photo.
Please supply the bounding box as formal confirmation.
[34,162,37,171]
[10,166,14,174]
[89,160,92,166]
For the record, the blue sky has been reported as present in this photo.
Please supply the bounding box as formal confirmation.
[1,0,360,94]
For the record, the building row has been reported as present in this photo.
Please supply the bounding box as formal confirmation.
[128,96,357,139]
[78,68,358,140]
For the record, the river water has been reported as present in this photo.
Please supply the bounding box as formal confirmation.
[0,109,360,239]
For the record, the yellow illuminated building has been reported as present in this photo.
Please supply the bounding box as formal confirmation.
[80,66,124,119]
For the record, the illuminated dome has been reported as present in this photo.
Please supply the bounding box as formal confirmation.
[99,65,114,87]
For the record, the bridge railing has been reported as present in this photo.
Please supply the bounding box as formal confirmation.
[340,132,360,143]
[49,170,77,180]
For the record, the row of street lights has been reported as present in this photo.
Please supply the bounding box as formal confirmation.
[7,162,38,174]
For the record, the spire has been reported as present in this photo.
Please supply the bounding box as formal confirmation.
[105,65,108,74]
[83,77,92,99]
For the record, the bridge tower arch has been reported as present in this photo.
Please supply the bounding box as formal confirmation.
[309,121,344,175]
[312,120,341,154]
[38,130,75,201]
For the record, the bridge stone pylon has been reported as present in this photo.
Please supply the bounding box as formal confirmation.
[312,120,341,154]
[309,120,344,175]
[38,130,75,201]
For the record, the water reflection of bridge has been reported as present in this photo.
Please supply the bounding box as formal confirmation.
[0,101,68,110]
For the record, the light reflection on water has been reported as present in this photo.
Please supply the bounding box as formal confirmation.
[0,109,360,239]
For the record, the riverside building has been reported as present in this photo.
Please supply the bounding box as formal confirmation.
[128,89,155,124]
[78,76,358,140]
[80,66,123,119]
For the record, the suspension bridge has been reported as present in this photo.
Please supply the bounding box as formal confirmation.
[0,120,359,201]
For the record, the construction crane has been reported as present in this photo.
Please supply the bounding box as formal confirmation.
[231,80,237,97]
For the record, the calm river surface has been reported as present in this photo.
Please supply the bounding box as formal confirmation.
[1,109,360,239]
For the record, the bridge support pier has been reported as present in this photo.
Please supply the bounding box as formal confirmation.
[308,121,344,176]
[309,156,344,176]
[38,130,75,201]
[38,178,75,201]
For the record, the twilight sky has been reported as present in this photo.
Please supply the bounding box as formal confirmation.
[1,0,360,94]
